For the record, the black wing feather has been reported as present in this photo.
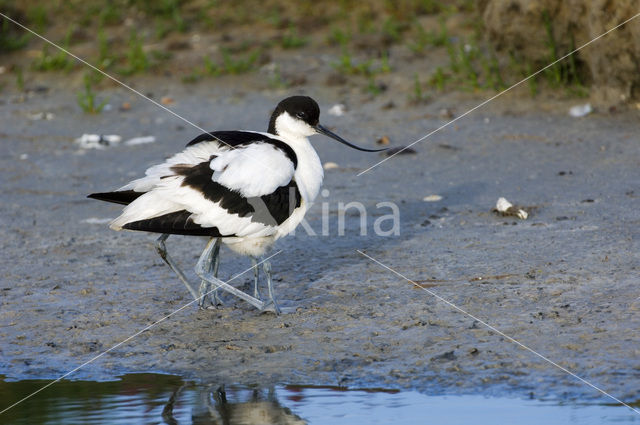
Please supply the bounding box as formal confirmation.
[123,210,226,237]
[88,190,143,205]
[259,182,301,225]
[186,131,298,168]
[174,159,301,227]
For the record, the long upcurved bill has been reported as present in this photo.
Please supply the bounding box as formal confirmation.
[314,124,387,152]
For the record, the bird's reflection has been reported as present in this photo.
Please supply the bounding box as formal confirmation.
[163,384,306,425]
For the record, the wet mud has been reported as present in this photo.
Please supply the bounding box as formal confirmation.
[1,80,639,405]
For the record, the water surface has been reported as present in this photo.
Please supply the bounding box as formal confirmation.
[0,373,637,424]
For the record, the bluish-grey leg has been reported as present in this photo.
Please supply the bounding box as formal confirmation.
[263,260,281,314]
[155,234,199,300]
[198,238,222,309]
[195,238,265,311]
[211,241,222,305]
[251,257,260,299]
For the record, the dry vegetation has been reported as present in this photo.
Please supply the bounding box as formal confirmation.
[4,0,633,108]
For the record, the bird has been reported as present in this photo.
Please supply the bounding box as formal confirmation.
[88,96,385,314]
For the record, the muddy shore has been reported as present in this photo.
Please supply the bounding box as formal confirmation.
[1,76,639,406]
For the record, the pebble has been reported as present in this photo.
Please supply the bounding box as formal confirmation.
[328,103,346,116]
[494,197,528,220]
[423,195,443,202]
[569,103,592,117]
[124,136,156,146]
[377,135,390,145]
[75,134,122,149]
[323,162,339,170]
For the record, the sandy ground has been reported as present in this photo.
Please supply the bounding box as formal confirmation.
[1,76,639,406]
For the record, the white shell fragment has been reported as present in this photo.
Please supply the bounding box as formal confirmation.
[496,197,513,212]
[75,134,122,149]
[495,197,528,220]
[124,136,156,146]
[81,217,113,224]
[423,195,443,202]
[75,134,156,149]
[27,112,55,121]
[569,103,592,117]
[323,162,339,170]
[328,104,346,116]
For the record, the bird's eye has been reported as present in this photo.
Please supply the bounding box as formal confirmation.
[296,111,306,119]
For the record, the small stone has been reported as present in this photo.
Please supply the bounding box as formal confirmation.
[323,162,339,170]
[494,197,528,220]
[569,103,592,117]
[328,104,346,116]
[438,108,455,119]
[431,350,456,362]
[376,135,391,145]
[423,195,443,202]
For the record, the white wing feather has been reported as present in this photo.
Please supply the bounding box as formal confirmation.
[210,143,295,197]
[118,142,224,192]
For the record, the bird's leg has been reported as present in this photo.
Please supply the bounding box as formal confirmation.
[155,234,199,300]
[195,238,265,311]
[262,260,281,314]
[251,256,260,299]
[211,239,222,305]
[198,238,222,309]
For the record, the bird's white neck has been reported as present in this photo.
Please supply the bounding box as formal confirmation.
[287,135,323,204]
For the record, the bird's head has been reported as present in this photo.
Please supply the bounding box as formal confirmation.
[268,96,386,152]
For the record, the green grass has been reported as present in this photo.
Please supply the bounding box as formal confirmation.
[382,16,404,42]
[366,76,385,96]
[119,32,150,75]
[428,66,448,90]
[131,0,186,32]
[541,10,584,91]
[15,66,24,91]
[332,48,392,94]
[435,35,510,91]
[77,72,108,113]
[456,42,479,89]
[410,73,429,103]
[96,29,116,69]
[188,48,261,80]
[333,49,391,77]
[525,63,538,96]
[219,48,260,74]
[0,18,30,52]
[408,18,449,54]
[480,53,505,90]
[31,45,73,72]
[327,26,351,46]
[281,25,308,49]
[97,2,123,26]
[25,5,47,33]
[0,1,594,99]
[31,29,76,72]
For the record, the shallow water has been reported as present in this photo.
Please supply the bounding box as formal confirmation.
[0,373,638,424]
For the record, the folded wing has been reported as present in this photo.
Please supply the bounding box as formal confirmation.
[97,132,300,238]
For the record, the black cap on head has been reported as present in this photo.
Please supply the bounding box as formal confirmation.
[268,96,320,134]
[267,95,387,152]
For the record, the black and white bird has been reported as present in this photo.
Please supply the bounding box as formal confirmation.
[89,96,384,313]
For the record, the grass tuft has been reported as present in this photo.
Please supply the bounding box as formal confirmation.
[119,32,150,75]
[77,72,108,114]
